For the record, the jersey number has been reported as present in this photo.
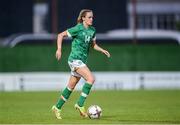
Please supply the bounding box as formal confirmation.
[85,35,91,43]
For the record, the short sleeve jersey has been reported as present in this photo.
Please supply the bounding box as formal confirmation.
[67,23,96,64]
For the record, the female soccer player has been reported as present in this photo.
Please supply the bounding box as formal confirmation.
[52,9,110,119]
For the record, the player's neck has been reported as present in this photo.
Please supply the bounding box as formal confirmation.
[83,22,89,29]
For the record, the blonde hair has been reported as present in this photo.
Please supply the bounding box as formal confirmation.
[77,9,93,24]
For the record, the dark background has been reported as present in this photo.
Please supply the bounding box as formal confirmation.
[49,0,127,32]
[0,0,127,37]
[0,0,33,37]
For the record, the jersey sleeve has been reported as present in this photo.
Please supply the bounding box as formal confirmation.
[67,25,81,37]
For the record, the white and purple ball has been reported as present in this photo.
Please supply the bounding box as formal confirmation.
[87,105,102,119]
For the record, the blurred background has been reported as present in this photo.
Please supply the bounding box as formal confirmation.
[0,0,180,91]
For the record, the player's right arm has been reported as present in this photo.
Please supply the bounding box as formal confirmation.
[56,24,80,61]
[56,31,68,61]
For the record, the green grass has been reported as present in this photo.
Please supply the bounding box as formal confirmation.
[0,90,180,124]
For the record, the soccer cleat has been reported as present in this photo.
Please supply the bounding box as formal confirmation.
[74,103,88,118]
[52,105,62,119]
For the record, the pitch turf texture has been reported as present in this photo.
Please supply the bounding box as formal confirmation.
[0,90,180,124]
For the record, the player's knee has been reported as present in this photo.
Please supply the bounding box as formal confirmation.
[67,82,76,90]
[87,76,95,84]
[67,85,75,90]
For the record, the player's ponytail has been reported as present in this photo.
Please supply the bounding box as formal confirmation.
[77,9,93,24]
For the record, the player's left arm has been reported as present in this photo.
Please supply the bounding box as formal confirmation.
[92,40,111,58]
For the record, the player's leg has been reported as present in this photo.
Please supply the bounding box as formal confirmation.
[52,75,81,119]
[56,75,81,109]
[74,66,95,117]
[76,66,95,106]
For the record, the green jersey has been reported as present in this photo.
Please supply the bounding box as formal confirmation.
[67,23,96,63]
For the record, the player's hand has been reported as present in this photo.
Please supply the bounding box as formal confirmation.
[56,49,62,61]
[102,50,111,58]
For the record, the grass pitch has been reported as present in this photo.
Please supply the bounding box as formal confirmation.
[0,90,180,124]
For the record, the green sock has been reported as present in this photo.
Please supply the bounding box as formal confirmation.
[56,87,72,109]
[77,82,92,107]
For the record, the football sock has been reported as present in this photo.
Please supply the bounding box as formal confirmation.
[56,87,72,109]
[77,82,92,107]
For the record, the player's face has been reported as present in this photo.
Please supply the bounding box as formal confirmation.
[83,12,93,26]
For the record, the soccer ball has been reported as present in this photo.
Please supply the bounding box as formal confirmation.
[87,105,102,119]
